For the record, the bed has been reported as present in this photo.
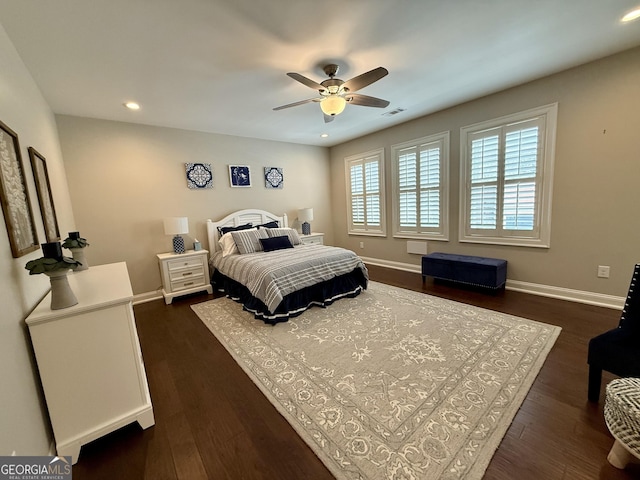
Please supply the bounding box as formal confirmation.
[206,209,368,324]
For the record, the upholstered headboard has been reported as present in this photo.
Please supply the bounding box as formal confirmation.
[206,209,288,254]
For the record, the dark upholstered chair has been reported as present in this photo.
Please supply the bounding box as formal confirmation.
[588,264,640,402]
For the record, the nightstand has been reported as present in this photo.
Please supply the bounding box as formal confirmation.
[157,249,213,304]
[300,232,324,245]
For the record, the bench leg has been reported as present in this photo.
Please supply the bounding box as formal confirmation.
[588,364,602,402]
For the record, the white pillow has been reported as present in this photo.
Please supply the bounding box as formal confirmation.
[218,231,239,257]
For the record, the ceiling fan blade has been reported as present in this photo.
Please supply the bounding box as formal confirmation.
[323,113,335,123]
[345,93,390,108]
[273,98,319,111]
[342,67,388,92]
[287,72,327,92]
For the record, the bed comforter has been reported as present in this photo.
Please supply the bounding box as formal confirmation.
[210,244,368,314]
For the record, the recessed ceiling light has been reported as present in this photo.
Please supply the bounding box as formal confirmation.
[621,8,640,22]
[124,102,140,110]
[320,133,329,138]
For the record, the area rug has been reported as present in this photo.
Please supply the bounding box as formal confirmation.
[191,281,561,479]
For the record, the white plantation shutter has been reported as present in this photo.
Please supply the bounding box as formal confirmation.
[470,133,499,229]
[364,160,381,226]
[392,132,449,239]
[350,164,365,224]
[460,104,557,247]
[398,148,417,227]
[345,149,386,236]
[420,147,441,228]
[503,124,538,230]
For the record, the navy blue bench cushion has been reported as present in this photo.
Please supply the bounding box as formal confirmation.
[422,252,507,289]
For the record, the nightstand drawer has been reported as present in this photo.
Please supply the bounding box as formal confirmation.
[168,264,204,282]
[171,274,205,292]
[167,256,204,271]
[302,236,322,245]
[300,233,324,245]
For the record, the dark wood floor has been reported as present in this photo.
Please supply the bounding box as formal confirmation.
[71,265,640,479]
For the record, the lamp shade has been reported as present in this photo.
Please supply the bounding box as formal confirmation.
[298,208,314,223]
[163,217,189,235]
[320,96,346,116]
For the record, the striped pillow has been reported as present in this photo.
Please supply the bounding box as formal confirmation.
[231,228,269,254]
[266,227,301,246]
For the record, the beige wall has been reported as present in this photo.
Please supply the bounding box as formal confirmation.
[56,116,331,295]
[0,24,76,456]
[330,46,640,298]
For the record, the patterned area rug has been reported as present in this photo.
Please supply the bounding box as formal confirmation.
[191,281,560,479]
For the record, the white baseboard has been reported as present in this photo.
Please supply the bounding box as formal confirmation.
[360,256,422,274]
[506,280,624,310]
[361,256,625,310]
[133,258,626,310]
[133,290,163,305]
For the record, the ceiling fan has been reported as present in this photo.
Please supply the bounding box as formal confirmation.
[273,64,390,123]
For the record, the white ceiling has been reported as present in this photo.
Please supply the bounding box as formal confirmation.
[2,0,640,147]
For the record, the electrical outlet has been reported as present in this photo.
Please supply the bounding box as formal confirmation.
[359,242,364,249]
[597,265,610,278]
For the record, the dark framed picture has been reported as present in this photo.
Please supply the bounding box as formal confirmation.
[228,165,251,187]
[0,120,39,257]
[264,167,284,189]
[186,162,213,189]
[28,147,60,242]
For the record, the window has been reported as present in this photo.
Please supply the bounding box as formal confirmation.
[460,104,557,247]
[345,148,386,236]
[391,132,449,240]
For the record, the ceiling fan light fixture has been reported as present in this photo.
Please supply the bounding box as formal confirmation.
[621,8,640,22]
[320,95,346,116]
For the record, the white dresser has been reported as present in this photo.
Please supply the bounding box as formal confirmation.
[157,249,213,304]
[25,262,154,464]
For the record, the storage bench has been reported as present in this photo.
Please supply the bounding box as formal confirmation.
[422,253,507,289]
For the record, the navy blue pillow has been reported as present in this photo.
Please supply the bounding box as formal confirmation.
[259,235,293,252]
[256,221,279,229]
[218,223,252,236]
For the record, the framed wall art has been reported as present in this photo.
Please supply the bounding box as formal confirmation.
[228,165,251,187]
[28,147,60,242]
[0,120,39,257]
[264,167,283,189]
[186,162,213,189]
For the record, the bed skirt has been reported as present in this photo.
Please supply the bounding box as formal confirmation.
[211,267,368,324]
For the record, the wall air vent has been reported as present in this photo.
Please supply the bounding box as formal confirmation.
[382,108,406,117]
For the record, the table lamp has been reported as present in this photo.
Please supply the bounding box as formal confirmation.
[298,208,314,235]
[164,217,189,254]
